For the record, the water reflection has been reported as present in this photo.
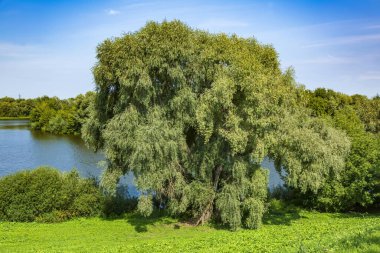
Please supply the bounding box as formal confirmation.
[0,120,103,178]
[0,119,30,129]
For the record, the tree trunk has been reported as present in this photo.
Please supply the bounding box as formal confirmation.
[213,165,223,191]
[194,165,223,226]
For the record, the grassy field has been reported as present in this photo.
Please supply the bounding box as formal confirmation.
[0,210,379,253]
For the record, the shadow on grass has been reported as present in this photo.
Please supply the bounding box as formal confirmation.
[128,212,174,232]
[208,203,305,230]
[101,199,318,231]
[263,211,303,226]
[101,211,175,233]
[263,201,305,226]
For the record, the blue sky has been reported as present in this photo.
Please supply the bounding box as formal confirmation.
[0,0,379,98]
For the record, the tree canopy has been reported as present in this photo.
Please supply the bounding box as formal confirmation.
[83,20,350,229]
[30,92,94,135]
[298,88,380,211]
[0,97,35,118]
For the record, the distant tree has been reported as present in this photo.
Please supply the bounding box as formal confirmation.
[0,93,94,134]
[0,97,36,118]
[301,89,380,211]
[83,21,349,229]
[29,93,94,135]
[351,94,380,133]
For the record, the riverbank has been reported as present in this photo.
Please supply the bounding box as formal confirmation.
[1,211,379,252]
[0,117,29,120]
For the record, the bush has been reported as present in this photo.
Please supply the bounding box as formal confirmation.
[102,195,138,218]
[0,167,102,222]
[101,185,138,217]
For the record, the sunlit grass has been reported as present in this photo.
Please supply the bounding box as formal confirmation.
[0,211,379,253]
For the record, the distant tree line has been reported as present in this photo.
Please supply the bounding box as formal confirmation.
[306,88,380,134]
[0,92,95,135]
[0,97,35,118]
[284,88,380,211]
[29,92,95,135]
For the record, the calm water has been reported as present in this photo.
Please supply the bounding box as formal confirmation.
[0,119,103,177]
[0,119,138,196]
[0,120,281,194]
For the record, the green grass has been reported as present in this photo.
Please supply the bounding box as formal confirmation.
[0,211,379,253]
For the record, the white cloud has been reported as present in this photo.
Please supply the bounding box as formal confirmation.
[303,34,380,48]
[106,9,120,16]
[0,43,42,58]
[365,24,380,29]
[299,55,353,65]
[359,71,380,80]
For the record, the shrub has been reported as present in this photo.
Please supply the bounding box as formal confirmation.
[101,185,138,217]
[102,195,138,217]
[0,167,102,222]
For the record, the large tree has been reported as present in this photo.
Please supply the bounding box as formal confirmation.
[83,20,349,229]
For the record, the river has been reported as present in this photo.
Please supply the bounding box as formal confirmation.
[0,119,104,177]
[0,119,282,194]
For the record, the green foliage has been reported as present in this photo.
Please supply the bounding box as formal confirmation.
[216,184,242,230]
[101,184,138,217]
[184,182,215,220]
[137,195,154,217]
[102,195,138,218]
[351,94,380,133]
[0,167,102,222]
[306,88,380,134]
[83,20,350,229]
[300,88,380,211]
[243,198,265,229]
[29,92,94,135]
[0,97,35,118]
